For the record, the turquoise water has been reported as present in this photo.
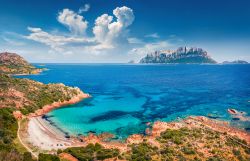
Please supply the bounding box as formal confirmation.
[17,64,250,139]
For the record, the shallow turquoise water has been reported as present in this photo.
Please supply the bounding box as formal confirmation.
[17,64,250,139]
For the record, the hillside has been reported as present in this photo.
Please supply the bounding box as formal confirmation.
[0,53,89,161]
[0,52,43,74]
[0,74,89,161]
[0,74,87,114]
[140,47,217,64]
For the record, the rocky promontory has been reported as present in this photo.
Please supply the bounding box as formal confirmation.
[0,52,90,116]
[0,74,89,116]
[0,52,43,74]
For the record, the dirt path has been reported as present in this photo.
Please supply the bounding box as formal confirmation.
[17,120,38,158]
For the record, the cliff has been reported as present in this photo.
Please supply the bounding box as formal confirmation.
[140,47,217,64]
[0,52,43,74]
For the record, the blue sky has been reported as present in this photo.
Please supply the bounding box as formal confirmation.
[0,0,250,63]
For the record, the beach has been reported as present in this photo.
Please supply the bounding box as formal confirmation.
[28,117,74,150]
[24,115,250,154]
[17,91,90,153]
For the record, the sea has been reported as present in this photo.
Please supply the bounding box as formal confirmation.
[17,64,250,139]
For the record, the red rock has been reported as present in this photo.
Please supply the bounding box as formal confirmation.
[13,110,23,119]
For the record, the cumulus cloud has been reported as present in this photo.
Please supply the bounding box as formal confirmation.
[26,6,135,53]
[93,6,135,49]
[26,27,95,52]
[78,4,90,13]
[25,6,138,58]
[57,9,88,35]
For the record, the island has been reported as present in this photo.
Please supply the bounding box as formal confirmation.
[140,47,217,64]
[222,60,249,64]
[0,53,249,161]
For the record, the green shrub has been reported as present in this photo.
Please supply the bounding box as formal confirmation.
[129,143,158,161]
[23,152,34,161]
[38,153,60,161]
[64,143,120,161]
[182,147,195,155]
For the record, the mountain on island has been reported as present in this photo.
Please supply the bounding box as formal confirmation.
[140,47,217,64]
[222,60,248,64]
[0,52,43,74]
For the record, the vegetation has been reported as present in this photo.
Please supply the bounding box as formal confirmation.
[0,108,34,161]
[62,143,119,161]
[122,127,250,161]
[0,52,43,75]
[38,153,59,161]
[0,74,83,113]
[128,143,158,161]
[57,126,249,161]
[0,53,86,161]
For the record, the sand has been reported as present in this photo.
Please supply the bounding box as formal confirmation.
[28,117,74,150]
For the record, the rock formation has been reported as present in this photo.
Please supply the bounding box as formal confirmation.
[140,47,217,64]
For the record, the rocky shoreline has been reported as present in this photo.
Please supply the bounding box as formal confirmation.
[29,92,90,117]
[13,90,90,120]
[22,114,250,154]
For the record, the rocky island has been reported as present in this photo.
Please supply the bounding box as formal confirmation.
[222,60,249,64]
[140,47,217,64]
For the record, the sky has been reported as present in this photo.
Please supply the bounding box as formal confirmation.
[0,0,250,63]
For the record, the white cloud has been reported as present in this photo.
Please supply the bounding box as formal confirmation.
[57,9,88,35]
[26,6,135,54]
[129,41,172,56]
[78,4,90,13]
[23,6,156,61]
[26,27,95,52]
[113,6,134,27]
[127,37,144,44]
[145,33,160,38]
[93,14,113,43]
[93,6,135,49]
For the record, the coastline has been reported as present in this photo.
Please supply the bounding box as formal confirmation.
[13,87,250,155]
[27,116,83,151]
[23,114,250,154]
[16,90,90,153]
[28,92,90,117]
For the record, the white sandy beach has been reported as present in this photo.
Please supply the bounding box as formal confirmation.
[28,117,75,150]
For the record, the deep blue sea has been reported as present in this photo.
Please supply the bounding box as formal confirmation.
[17,64,250,139]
